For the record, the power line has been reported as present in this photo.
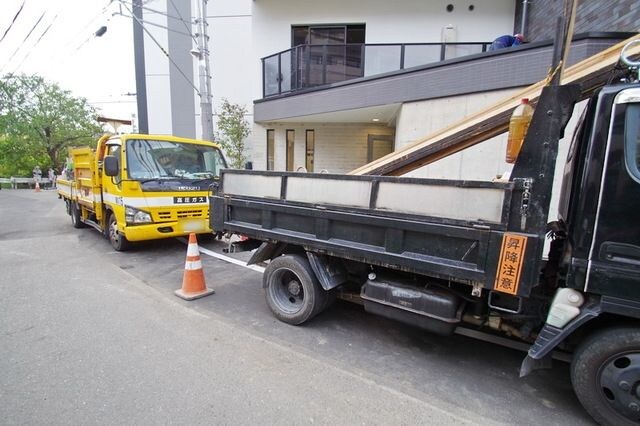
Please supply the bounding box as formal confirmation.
[0,0,26,44]
[119,0,200,95]
[113,0,196,40]
[66,0,114,45]
[5,1,116,76]
[9,14,58,74]
[111,12,192,38]
[2,11,45,64]
[167,0,197,42]
[136,3,194,26]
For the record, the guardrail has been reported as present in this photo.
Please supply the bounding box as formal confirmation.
[0,177,52,189]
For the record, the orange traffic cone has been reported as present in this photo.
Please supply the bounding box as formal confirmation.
[175,233,214,300]
[34,181,41,192]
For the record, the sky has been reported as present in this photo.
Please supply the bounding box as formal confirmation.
[1,0,137,122]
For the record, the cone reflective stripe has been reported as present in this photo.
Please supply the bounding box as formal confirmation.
[175,233,214,301]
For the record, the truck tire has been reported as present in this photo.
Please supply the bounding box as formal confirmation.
[571,326,640,425]
[108,213,130,251]
[263,254,327,325]
[70,202,85,229]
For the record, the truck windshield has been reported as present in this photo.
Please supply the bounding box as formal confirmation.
[125,138,227,180]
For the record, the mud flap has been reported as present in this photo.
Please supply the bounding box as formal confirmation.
[306,252,348,291]
[248,241,287,265]
[519,301,602,377]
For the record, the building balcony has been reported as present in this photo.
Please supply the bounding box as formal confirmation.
[261,41,493,98]
[254,32,635,124]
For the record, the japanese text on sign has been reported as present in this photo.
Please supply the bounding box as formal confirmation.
[493,233,528,295]
[173,196,207,204]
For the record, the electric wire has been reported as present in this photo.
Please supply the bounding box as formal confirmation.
[111,12,192,38]
[0,0,26,44]
[2,10,46,67]
[9,1,113,74]
[66,0,114,46]
[135,3,194,25]
[9,14,58,75]
[167,0,197,42]
[120,0,200,95]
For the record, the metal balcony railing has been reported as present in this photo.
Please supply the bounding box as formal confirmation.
[261,41,492,98]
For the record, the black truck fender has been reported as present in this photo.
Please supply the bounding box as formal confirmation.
[520,300,602,377]
[249,242,349,291]
[520,295,640,377]
[306,252,348,291]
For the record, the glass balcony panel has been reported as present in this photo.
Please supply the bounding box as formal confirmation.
[325,45,347,84]
[294,45,307,89]
[307,45,326,87]
[280,50,292,92]
[403,44,441,68]
[263,55,280,96]
[364,45,401,77]
[345,44,364,78]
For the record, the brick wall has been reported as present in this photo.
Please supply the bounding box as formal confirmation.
[514,0,639,42]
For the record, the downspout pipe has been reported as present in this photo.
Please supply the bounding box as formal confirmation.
[521,0,530,35]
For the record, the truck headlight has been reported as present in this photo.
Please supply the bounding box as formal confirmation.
[125,205,152,224]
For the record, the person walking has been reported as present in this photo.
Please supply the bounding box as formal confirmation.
[32,166,42,189]
[48,167,56,189]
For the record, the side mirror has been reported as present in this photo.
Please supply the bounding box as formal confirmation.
[104,155,119,176]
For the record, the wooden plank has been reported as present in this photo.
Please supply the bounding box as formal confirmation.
[351,34,640,177]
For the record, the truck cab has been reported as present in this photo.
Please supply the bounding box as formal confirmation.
[560,85,640,301]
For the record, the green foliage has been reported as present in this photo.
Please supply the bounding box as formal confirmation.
[0,74,102,176]
[215,98,251,169]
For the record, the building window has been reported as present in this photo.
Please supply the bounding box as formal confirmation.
[286,130,295,171]
[367,134,394,163]
[266,129,274,170]
[292,25,365,47]
[291,24,366,88]
[305,130,315,172]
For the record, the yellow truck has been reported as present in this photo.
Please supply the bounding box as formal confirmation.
[57,134,227,250]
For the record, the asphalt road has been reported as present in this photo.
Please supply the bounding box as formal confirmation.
[0,189,595,425]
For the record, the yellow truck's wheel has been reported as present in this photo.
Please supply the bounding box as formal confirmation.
[108,213,130,251]
[70,202,85,229]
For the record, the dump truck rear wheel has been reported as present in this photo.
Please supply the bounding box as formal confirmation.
[264,254,327,325]
[70,202,85,229]
[571,326,640,426]
[108,213,130,251]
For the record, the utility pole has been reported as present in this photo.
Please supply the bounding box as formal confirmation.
[194,0,214,141]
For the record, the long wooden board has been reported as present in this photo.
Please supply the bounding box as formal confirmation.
[350,34,640,177]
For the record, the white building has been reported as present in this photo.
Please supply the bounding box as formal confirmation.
[134,0,630,180]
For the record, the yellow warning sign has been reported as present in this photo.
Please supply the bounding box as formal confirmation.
[493,233,528,295]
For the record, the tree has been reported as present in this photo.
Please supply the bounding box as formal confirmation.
[216,98,251,169]
[0,74,102,176]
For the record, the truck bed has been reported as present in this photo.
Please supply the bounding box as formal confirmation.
[211,170,541,295]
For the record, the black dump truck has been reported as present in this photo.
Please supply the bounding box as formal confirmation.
[210,48,640,425]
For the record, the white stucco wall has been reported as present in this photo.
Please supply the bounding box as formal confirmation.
[143,1,172,135]
[208,0,253,125]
